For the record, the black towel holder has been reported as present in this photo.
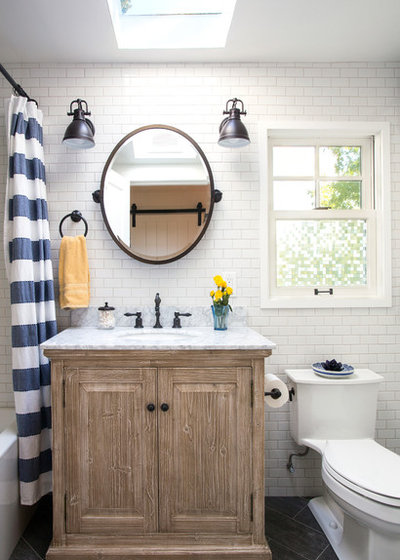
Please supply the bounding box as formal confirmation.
[59,210,88,238]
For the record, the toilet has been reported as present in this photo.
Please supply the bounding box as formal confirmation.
[286,368,400,560]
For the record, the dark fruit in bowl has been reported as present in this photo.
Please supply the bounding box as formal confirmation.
[322,359,343,371]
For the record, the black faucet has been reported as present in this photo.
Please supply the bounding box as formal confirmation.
[124,311,143,328]
[154,292,162,328]
[172,312,192,328]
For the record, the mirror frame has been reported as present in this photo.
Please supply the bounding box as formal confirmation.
[100,124,216,265]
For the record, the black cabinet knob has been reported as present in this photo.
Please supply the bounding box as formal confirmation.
[160,403,169,412]
[147,403,155,412]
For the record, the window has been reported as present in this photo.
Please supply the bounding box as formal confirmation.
[259,122,391,308]
[107,0,237,49]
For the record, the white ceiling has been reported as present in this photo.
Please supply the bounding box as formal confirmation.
[1,0,400,64]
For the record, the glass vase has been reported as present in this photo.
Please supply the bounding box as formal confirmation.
[211,304,229,331]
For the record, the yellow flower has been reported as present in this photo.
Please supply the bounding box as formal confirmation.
[221,281,227,288]
[214,290,223,301]
[210,290,215,297]
[226,287,233,295]
[213,275,224,287]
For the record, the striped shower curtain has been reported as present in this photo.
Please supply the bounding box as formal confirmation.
[4,95,57,505]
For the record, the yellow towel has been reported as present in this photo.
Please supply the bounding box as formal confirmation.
[59,235,90,309]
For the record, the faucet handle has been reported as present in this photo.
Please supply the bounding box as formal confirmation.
[172,312,192,328]
[124,311,143,328]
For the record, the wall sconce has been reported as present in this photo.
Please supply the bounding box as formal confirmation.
[218,98,250,148]
[62,99,95,149]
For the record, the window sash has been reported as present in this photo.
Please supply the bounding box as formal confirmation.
[269,137,373,211]
[268,210,377,298]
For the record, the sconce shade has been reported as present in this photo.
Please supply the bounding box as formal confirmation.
[62,99,95,149]
[218,98,250,148]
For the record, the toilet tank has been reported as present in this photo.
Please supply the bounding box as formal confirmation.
[285,369,384,444]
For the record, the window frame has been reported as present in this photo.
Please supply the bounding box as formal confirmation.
[259,121,391,308]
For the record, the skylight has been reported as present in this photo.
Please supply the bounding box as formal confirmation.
[107,0,237,49]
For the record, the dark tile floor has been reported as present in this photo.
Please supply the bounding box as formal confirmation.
[265,497,338,560]
[10,495,338,560]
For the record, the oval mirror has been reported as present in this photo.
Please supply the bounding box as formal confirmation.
[100,125,216,264]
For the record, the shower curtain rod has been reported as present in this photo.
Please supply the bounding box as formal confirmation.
[0,63,37,105]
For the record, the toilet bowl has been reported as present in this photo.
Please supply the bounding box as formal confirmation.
[286,369,400,560]
[310,438,400,560]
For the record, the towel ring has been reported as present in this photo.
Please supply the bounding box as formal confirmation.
[59,210,88,238]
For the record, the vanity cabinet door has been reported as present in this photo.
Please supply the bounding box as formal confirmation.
[158,366,252,535]
[64,367,158,535]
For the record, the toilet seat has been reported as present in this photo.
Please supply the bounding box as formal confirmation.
[323,439,400,507]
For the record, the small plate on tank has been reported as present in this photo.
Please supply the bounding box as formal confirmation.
[312,363,354,378]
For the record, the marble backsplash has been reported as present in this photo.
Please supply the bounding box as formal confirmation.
[71,305,246,329]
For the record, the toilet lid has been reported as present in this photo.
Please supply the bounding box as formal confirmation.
[324,439,400,503]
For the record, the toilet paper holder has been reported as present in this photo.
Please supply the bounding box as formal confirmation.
[264,388,282,400]
[264,387,295,400]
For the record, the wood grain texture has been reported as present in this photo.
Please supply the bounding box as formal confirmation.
[45,349,272,560]
[44,349,272,364]
[252,359,267,544]
[65,368,157,535]
[158,367,251,534]
[46,543,271,559]
[50,359,66,546]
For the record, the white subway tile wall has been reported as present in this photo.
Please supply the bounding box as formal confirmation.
[0,62,399,496]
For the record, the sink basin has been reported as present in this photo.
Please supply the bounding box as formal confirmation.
[118,328,201,344]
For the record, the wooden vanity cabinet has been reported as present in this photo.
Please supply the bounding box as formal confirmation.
[44,349,272,559]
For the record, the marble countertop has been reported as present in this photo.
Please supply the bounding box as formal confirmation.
[41,327,276,351]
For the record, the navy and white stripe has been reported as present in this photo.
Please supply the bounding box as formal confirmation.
[4,95,57,505]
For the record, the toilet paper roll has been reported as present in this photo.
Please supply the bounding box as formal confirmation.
[264,374,289,408]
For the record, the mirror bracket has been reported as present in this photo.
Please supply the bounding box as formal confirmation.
[214,189,223,203]
[92,189,101,203]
